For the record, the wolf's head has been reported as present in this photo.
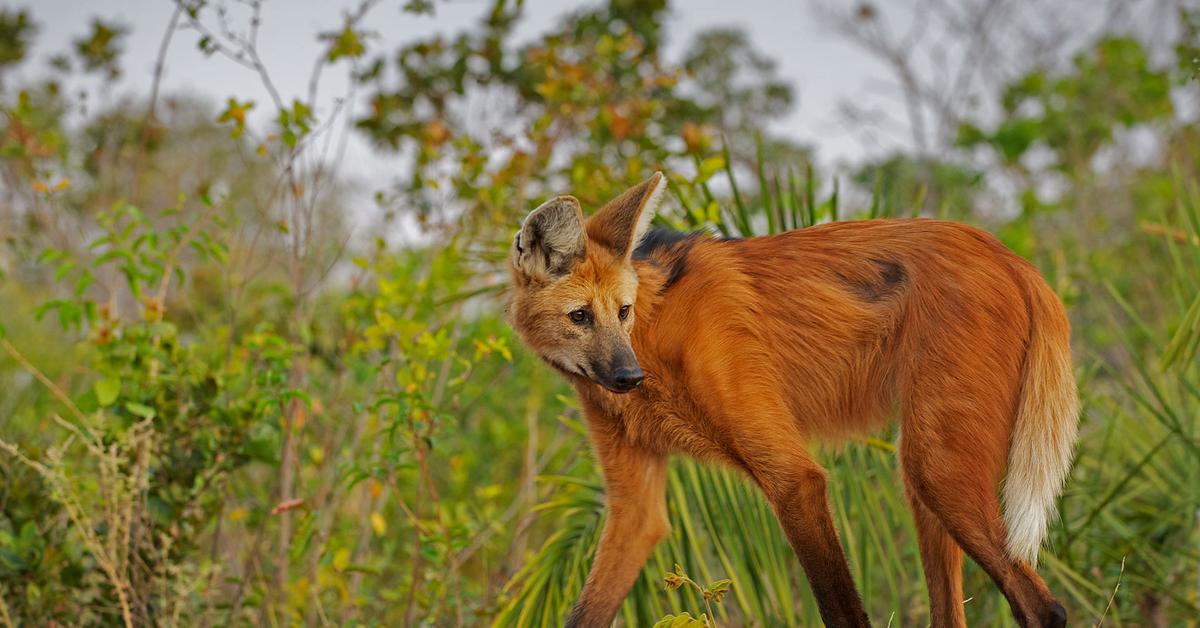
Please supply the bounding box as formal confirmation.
[507,172,667,393]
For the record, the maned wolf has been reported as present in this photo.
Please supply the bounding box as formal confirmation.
[506,172,1079,628]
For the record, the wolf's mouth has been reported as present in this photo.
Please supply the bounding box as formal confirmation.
[600,380,640,393]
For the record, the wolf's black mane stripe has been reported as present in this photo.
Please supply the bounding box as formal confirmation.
[634,228,699,256]
[633,228,707,290]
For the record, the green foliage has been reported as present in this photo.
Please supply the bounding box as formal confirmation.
[1178,8,1200,81]
[322,21,367,62]
[657,564,731,626]
[852,153,984,220]
[72,18,128,79]
[217,97,255,137]
[957,37,1173,174]
[276,99,314,149]
[0,8,35,70]
[354,0,804,229]
[654,612,709,628]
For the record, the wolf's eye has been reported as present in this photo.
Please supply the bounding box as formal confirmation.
[569,309,589,324]
[618,305,631,321]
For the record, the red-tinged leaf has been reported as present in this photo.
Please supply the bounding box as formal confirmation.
[271,498,305,514]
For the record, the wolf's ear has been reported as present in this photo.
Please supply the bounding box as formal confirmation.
[512,195,586,281]
[586,171,666,259]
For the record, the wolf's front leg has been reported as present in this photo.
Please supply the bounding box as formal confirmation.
[565,430,669,628]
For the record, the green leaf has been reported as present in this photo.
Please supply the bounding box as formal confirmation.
[704,578,733,603]
[990,117,1041,162]
[325,24,366,62]
[696,156,725,183]
[0,548,25,572]
[94,376,121,406]
[124,401,156,419]
[653,613,707,628]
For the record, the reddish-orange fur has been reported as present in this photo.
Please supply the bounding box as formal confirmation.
[508,174,1077,628]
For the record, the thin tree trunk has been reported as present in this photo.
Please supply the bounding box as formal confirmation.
[275,357,306,598]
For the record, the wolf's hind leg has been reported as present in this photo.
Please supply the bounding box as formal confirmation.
[901,399,1065,628]
[903,471,967,627]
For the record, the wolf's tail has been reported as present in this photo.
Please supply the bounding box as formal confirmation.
[1001,268,1080,565]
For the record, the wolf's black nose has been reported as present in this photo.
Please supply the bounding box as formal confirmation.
[612,366,644,390]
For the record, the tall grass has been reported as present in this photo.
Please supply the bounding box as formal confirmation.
[496,157,1200,626]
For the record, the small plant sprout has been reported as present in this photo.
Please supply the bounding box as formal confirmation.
[659,564,733,627]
